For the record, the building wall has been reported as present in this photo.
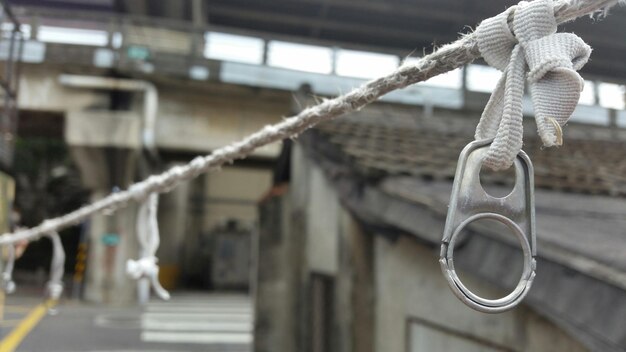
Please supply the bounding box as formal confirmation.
[374,234,589,352]
[255,144,375,352]
[202,166,273,231]
[17,65,283,299]
[18,64,291,157]
[255,190,302,352]
[180,165,272,287]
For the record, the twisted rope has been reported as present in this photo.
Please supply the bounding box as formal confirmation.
[0,0,621,246]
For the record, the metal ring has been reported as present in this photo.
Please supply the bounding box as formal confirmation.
[440,213,536,313]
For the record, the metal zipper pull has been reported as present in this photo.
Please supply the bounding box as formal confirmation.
[440,138,536,313]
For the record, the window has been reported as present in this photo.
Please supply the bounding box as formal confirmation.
[1,23,31,39]
[578,80,595,105]
[204,32,264,64]
[466,64,502,93]
[598,82,625,110]
[336,49,399,79]
[38,26,108,46]
[267,41,333,74]
[111,32,123,49]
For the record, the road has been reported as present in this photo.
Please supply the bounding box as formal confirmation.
[0,292,252,352]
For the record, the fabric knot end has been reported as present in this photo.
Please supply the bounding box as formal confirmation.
[126,256,159,279]
[2,272,15,294]
[46,281,64,301]
[474,0,591,170]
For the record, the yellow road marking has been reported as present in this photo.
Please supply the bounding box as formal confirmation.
[0,300,54,352]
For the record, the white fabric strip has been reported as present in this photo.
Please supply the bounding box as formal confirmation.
[475,0,592,170]
[46,232,65,301]
[126,193,170,301]
[1,244,16,294]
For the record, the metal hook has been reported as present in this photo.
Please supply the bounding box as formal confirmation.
[440,139,536,313]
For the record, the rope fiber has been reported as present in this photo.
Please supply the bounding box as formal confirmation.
[0,0,622,246]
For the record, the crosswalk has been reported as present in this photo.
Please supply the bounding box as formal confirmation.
[140,293,253,351]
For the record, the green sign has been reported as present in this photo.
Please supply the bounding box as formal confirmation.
[101,233,120,246]
[127,45,150,61]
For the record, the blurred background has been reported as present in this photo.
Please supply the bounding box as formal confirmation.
[0,0,624,351]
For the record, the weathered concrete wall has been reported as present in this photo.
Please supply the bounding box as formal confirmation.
[202,166,273,231]
[65,110,141,149]
[305,164,340,275]
[255,190,301,352]
[18,64,285,298]
[255,143,373,352]
[155,85,287,156]
[156,165,192,288]
[374,235,588,352]
[18,66,110,111]
[83,190,140,304]
[335,210,374,352]
[180,165,272,287]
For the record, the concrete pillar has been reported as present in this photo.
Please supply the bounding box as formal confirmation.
[71,146,140,304]
[65,109,142,304]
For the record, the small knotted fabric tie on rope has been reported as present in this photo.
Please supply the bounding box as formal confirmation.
[1,242,16,294]
[126,193,170,301]
[46,232,65,301]
[474,0,591,170]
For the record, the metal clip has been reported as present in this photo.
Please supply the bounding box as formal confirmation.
[440,139,536,313]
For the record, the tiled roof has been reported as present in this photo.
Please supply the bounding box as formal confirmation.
[315,110,626,196]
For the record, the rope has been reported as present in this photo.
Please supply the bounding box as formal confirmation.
[475,0,591,170]
[0,0,621,246]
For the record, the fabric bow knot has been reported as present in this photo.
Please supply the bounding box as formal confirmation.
[475,0,591,170]
[126,256,159,279]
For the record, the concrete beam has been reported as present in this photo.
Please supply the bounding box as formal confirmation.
[65,110,142,149]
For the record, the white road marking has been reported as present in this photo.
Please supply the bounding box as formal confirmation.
[139,294,253,349]
[141,319,252,332]
[145,306,251,313]
[141,331,252,344]
[143,312,251,321]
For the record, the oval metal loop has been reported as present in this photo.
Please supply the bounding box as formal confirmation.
[440,213,536,313]
[440,138,536,313]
